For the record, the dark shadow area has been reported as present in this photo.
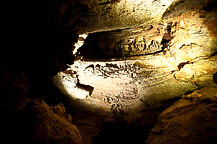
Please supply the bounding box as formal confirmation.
[78,32,123,59]
[92,96,181,144]
[213,72,217,84]
[177,61,193,70]
[202,1,217,11]
[1,109,35,144]
[92,121,153,144]
[210,51,217,57]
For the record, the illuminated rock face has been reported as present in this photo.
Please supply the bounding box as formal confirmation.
[52,1,217,143]
[77,0,175,33]
[54,57,196,120]
[53,4,217,122]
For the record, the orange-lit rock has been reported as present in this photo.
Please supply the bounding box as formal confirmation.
[146,87,217,144]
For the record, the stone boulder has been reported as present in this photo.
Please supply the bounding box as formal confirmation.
[146,87,217,144]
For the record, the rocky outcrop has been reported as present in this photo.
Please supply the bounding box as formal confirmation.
[78,26,162,59]
[77,0,174,33]
[146,87,217,144]
[1,100,83,144]
[53,0,217,123]
[31,100,83,144]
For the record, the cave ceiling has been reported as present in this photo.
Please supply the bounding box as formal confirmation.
[53,0,217,122]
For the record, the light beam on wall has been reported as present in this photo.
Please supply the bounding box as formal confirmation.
[73,34,88,55]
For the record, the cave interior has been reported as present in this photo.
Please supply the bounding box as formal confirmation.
[1,0,217,144]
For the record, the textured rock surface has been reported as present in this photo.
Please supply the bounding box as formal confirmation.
[58,0,216,34]
[70,111,106,144]
[54,57,197,120]
[146,87,217,144]
[77,0,175,33]
[79,25,163,58]
[52,2,217,142]
[1,0,217,144]
[31,100,83,144]
[1,100,83,144]
[53,4,217,122]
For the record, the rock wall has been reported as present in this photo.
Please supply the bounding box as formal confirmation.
[146,87,217,144]
[1,0,217,143]
[1,99,83,144]
[53,0,217,121]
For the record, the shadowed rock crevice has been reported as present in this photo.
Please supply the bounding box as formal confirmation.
[76,75,94,96]
[213,72,217,84]
[92,122,153,144]
[177,61,193,70]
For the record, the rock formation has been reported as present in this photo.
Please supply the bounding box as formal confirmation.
[1,0,217,143]
[146,87,217,144]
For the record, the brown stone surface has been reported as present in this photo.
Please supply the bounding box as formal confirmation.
[31,100,83,144]
[53,4,217,123]
[77,0,175,33]
[1,100,83,144]
[146,87,217,144]
[1,0,217,144]
[71,111,106,144]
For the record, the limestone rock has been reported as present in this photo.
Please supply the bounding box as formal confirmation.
[146,87,217,144]
[78,26,163,59]
[182,87,217,103]
[77,0,175,33]
[31,100,83,144]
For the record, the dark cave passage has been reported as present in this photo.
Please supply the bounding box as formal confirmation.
[92,122,153,144]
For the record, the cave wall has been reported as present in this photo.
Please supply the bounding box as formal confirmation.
[1,0,217,144]
[146,87,217,144]
[53,0,217,121]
